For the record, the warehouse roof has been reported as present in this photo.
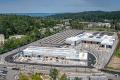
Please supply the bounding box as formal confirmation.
[22,46,88,60]
[65,32,115,46]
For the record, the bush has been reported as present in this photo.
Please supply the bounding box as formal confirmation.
[115,50,120,58]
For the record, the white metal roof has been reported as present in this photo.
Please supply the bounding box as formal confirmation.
[101,39,113,45]
[22,46,88,60]
[79,52,88,60]
[65,36,81,42]
[65,32,115,46]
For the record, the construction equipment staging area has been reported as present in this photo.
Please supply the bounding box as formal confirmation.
[11,30,118,69]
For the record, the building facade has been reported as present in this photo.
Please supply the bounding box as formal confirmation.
[0,34,5,46]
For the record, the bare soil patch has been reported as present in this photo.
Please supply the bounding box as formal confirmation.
[107,56,120,70]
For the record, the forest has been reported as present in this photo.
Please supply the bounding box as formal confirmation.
[49,11,120,22]
[49,11,120,30]
[0,14,61,54]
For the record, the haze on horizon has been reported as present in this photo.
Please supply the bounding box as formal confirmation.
[0,0,120,13]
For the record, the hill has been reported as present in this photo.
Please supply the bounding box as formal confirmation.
[48,11,120,22]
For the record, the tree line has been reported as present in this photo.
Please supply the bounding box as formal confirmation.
[49,11,120,22]
[19,68,81,80]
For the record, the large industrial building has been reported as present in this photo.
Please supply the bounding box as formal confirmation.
[22,46,88,61]
[65,32,116,48]
[16,46,88,66]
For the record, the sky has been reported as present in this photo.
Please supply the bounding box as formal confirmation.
[0,0,120,13]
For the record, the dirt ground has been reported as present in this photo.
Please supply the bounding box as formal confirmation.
[107,56,120,70]
[107,33,120,70]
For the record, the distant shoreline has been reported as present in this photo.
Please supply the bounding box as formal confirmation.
[0,13,56,17]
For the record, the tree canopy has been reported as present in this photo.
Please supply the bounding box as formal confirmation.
[0,14,60,38]
[49,11,120,22]
[49,68,59,80]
